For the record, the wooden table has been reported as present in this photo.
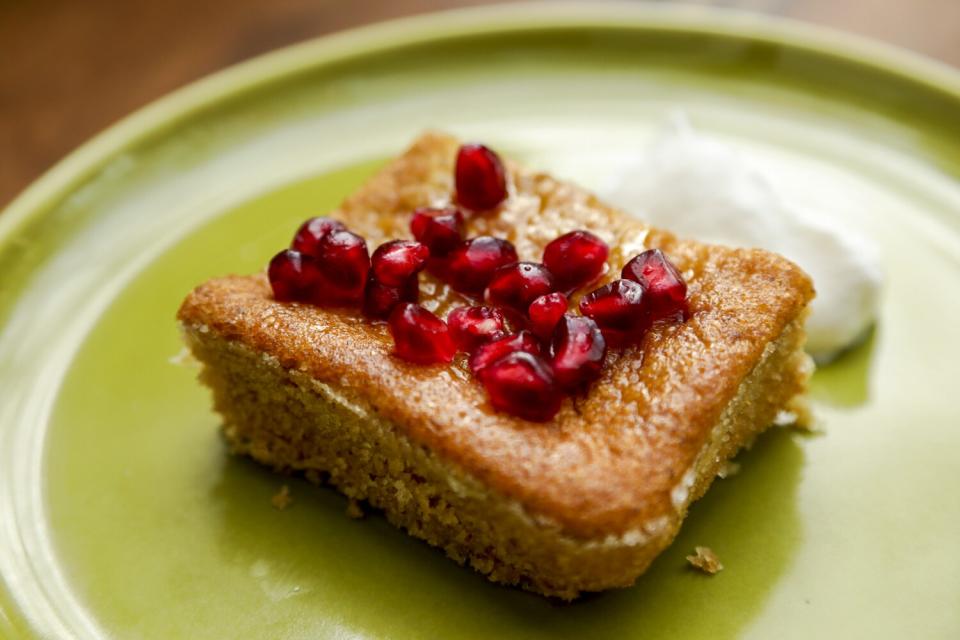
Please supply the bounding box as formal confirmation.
[2,0,958,207]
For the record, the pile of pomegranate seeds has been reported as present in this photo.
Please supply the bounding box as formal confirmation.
[267,142,689,422]
[269,222,370,307]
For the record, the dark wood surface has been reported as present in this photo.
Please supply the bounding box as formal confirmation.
[2,0,958,207]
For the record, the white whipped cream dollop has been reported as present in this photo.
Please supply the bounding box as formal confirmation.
[602,120,883,363]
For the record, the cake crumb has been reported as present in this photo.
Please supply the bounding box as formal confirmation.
[687,546,723,574]
[717,461,740,479]
[345,499,364,519]
[167,346,197,367]
[271,485,293,510]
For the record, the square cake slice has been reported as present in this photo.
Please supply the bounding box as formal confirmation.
[178,132,814,599]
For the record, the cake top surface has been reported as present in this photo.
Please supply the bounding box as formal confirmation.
[178,132,813,539]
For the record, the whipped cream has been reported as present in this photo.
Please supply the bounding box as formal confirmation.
[602,119,883,363]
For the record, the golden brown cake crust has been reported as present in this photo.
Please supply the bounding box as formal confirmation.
[178,132,813,540]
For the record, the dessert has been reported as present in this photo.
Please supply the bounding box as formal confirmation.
[178,131,814,599]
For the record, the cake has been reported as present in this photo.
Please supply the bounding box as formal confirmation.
[177,131,814,599]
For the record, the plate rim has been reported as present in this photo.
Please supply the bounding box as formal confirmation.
[3,2,960,636]
[2,1,960,244]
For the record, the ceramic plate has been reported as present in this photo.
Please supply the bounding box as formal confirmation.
[2,5,959,638]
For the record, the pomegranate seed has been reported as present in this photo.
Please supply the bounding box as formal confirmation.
[485,262,556,312]
[542,230,609,291]
[622,249,689,321]
[388,303,456,364]
[455,143,507,211]
[448,305,506,352]
[371,240,430,287]
[362,275,419,320]
[578,279,650,346]
[314,230,370,306]
[550,315,606,391]
[268,249,321,302]
[468,330,541,375]
[291,217,346,257]
[410,207,465,257]
[445,236,518,295]
[477,351,561,422]
[528,292,568,340]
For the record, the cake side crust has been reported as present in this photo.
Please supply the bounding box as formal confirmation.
[180,310,810,598]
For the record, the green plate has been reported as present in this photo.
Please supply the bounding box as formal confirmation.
[2,5,959,638]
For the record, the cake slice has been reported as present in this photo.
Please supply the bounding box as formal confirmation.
[178,132,814,599]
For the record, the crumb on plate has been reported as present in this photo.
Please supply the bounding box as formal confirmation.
[271,484,293,510]
[346,499,365,519]
[687,546,723,574]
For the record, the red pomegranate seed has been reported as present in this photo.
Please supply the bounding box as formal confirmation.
[362,275,419,320]
[550,315,607,391]
[528,292,568,340]
[410,207,465,257]
[314,230,370,306]
[485,262,556,312]
[445,236,518,295]
[268,249,321,302]
[468,330,541,375]
[448,305,506,352]
[371,240,430,287]
[388,303,456,364]
[477,351,562,422]
[455,143,507,211]
[578,279,650,346]
[291,217,346,257]
[542,230,609,291]
[622,249,689,321]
